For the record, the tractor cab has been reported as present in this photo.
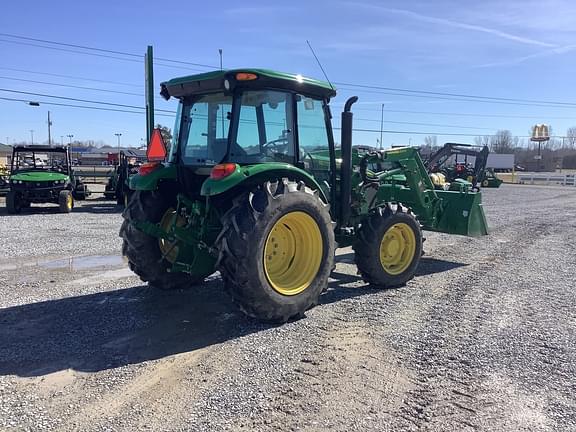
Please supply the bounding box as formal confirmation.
[158,69,337,200]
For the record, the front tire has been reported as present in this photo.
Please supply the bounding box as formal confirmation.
[216,179,335,323]
[354,203,422,288]
[120,190,203,290]
[58,190,74,213]
[6,191,22,214]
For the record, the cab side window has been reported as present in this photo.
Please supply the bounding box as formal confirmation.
[297,95,330,172]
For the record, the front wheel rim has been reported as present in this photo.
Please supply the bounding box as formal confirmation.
[264,211,323,296]
[379,223,416,275]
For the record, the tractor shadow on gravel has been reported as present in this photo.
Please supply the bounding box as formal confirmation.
[0,277,261,377]
[322,255,468,305]
[0,256,467,378]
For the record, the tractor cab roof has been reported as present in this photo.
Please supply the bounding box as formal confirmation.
[13,145,68,153]
[160,69,336,101]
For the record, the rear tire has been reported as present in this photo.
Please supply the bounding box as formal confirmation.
[354,203,422,288]
[58,190,74,213]
[216,179,335,323]
[120,190,203,290]
[6,191,22,214]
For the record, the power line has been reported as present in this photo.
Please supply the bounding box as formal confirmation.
[2,95,543,139]
[0,75,169,102]
[4,65,570,122]
[335,84,576,108]
[0,38,143,64]
[0,88,175,113]
[0,96,173,117]
[334,126,531,138]
[0,66,141,88]
[341,107,576,121]
[0,33,218,69]
[3,32,576,109]
[334,81,576,108]
[0,39,207,73]
[353,117,495,131]
[0,76,142,97]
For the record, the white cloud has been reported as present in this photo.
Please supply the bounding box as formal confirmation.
[347,3,558,48]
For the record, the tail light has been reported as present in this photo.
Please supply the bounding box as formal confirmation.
[139,161,161,176]
[210,163,237,180]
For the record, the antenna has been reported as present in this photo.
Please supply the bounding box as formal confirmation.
[306,40,335,91]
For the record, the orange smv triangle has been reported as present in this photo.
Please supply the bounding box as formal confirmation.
[147,128,167,161]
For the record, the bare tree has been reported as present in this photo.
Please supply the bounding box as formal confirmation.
[474,136,490,147]
[566,127,576,148]
[423,135,437,147]
[490,130,516,153]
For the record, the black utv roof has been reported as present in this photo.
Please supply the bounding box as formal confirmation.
[13,145,68,152]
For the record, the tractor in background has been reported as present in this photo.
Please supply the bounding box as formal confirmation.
[104,151,142,206]
[425,142,501,190]
[120,64,488,323]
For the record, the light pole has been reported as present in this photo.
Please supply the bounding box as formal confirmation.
[47,111,52,146]
[67,134,74,144]
[379,104,385,150]
[115,133,122,165]
[30,130,34,145]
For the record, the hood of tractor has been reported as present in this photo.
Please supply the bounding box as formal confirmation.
[10,171,69,182]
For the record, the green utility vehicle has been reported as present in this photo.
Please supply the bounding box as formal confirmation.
[6,145,90,214]
[104,151,142,205]
[121,67,488,322]
[0,164,9,196]
[481,168,503,188]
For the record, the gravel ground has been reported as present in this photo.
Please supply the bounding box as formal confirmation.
[0,184,575,431]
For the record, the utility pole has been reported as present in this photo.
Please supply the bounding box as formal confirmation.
[61,136,64,145]
[30,130,34,145]
[115,133,122,166]
[47,111,52,145]
[379,104,385,150]
[67,134,74,144]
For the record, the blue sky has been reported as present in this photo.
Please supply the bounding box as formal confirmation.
[1,0,576,148]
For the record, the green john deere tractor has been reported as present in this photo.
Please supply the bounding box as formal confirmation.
[121,66,488,322]
[6,145,90,214]
[104,151,142,206]
[425,142,503,190]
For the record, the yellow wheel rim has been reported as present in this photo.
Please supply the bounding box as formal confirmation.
[67,194,73,209]
[158,209,185,263]
[379,223,416,275]
[264,211,323,296]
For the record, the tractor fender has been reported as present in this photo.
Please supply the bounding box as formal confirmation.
[201,163,328,203]
[129,164,177,191]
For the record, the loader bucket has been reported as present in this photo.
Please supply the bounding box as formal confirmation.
[434,190,489,237]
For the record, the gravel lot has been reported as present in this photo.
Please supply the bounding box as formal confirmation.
[0,184,575,431]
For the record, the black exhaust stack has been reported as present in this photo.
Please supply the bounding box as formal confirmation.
[339,96,358,228]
